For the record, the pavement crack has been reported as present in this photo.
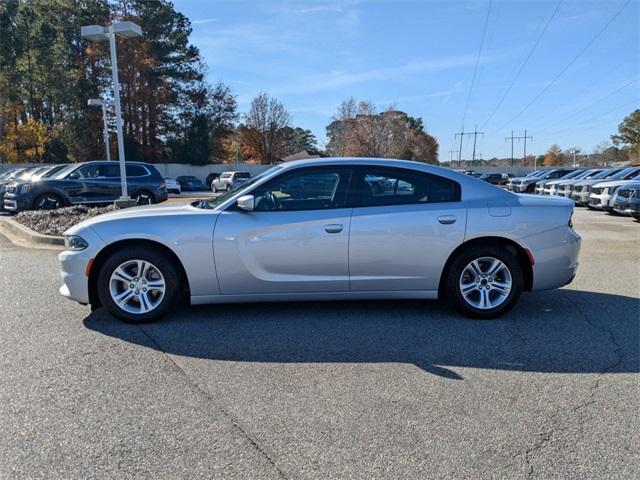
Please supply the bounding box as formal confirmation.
[136,325,289,480]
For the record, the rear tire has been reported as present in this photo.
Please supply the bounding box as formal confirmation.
[97,246,180,323]
[132,190,154,205]
[444,245,523,319]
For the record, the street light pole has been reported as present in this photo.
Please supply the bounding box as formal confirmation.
[88,98,110,161]
[81,21,142,204]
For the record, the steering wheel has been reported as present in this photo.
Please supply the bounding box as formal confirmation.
[258,191,281,211]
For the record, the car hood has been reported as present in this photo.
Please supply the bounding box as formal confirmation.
[593,179,637,189]
[66,202,216,235]
[574,179,610,187]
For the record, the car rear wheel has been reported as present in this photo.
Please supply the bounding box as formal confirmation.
[97,246,180,323]
[132,191,154,205]
[34,193,64,210]
[445,246,523,319]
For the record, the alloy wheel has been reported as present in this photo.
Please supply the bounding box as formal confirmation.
[109,259,166,314]
[458,256,512,310]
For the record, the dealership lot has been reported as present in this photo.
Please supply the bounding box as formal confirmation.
[0,208,638,479]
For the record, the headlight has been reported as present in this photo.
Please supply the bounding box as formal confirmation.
[20,184,31,194]
[64,235,88,251]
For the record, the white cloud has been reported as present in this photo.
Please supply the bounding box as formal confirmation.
[191,17,217,25]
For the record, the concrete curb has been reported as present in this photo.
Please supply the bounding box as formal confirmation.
[0,217,64,250]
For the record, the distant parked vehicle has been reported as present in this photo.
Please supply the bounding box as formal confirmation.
[506,170,547,191]
[518,168,574,194]
[176,176,206,191]
[478,173,503,185]
[571,168,627,206]
[3,161,167,212]
[0,167,34,211]
[211,171,251,192]
[588,167,640,211]
[554,169,605,198]
[537,169,584,195]
[612,182,640,219]
[164,177,181,194]
[205,172,220,188]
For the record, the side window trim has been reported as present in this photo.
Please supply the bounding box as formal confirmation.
[352,165,461,208]
[228,165,357,212]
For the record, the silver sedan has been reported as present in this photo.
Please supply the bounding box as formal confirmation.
[59,158,581,323]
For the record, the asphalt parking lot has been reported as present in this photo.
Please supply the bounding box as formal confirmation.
[0,208,638,479]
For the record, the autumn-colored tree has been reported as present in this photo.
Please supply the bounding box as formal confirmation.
[543,144,566,166]
[240,93,291,165]
[326,98,438,163]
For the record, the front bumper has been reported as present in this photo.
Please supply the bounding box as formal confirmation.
[588,193,610,210]
[2,193,32,212]
[58,227,106,305]
[613,200,640,217]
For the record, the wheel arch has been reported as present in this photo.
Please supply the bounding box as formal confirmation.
[88,238,191,309]
[32,188,71,208]
[438,236,534,297]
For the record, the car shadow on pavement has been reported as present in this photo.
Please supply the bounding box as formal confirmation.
[83,289,639,379]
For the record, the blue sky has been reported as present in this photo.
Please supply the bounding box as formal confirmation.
[173,0,639,161]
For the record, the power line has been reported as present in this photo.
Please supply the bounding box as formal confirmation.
[454,126,484,165]
[481,0,564,130]
[497,0,632,131]
[460,0,493,130]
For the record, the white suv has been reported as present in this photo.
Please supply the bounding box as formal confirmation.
[211,171,251,192]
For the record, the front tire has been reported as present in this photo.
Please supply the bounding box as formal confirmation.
[34,193,64,210]
[444,246,523,319]
[97,246,180,323]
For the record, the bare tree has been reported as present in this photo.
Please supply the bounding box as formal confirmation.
[241,93,290,164]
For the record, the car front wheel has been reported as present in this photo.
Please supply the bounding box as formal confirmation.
[97,246,180,323]
[34,193,64,210]
[445,246,523,319]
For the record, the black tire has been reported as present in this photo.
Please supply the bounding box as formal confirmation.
[34,192,65,210]
[444,245,523,319]
[132,190,155,205]
[96,246,180,323]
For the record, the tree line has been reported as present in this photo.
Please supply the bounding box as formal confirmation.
[0,0,439,166]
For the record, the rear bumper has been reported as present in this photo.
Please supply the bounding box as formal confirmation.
[520,226,581,291]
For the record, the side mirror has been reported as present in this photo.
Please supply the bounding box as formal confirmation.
[237,194,255,212]
[68,172,80,180]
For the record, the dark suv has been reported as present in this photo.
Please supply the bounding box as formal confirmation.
[3,161,167,212]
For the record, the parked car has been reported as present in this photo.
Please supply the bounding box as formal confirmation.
[554,169,605,198]
[478,173,503,185]
[612,182,640,219]
[176,175,206,192]
[211,171,251,192]
[205,172,220,188]
[0,167,33,211]
[164,177,181,194]
[3,161,167,212]
[571,168,627,206]
[537,169,584,195]
[587,167,640,211]
[506,170,547,191]
[517,168,574,194]
[58,158,580,324]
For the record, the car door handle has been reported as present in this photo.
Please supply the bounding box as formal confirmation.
[324,224,344,233]
[437,215,457,225]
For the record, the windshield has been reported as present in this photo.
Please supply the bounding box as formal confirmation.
[52,164,80,179]
[558,170,584,180]
[590,169,620,180]
[201,166,282,209]
[609,167,639,180]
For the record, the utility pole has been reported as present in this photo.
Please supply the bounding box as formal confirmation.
[505,131,515,167]
[470,125,484,164]
[570,147,578,167]
[511,130,533,167]
[449,149,459,163]
[455,127,484,167]
[454,128,466,167]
